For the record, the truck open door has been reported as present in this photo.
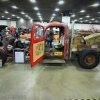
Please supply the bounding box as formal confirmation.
[30,24,45,67]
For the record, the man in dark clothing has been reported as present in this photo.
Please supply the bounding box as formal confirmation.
[14,30,20,40]
[49,28,54,48]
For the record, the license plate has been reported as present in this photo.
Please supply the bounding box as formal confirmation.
[54,52,62,56]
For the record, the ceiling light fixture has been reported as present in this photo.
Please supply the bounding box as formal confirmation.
[52,14,56,16]
[79,18,83,20]
[55,8,59,11]
[37,13,41,15]
[34,7,39,10]
[91,18,95,20]
[91,3,99,7]
[95,21,98,22]
[12,14,15,16]
[12,5,18,9]
[2,16,4,17]
[28,17,31,19]
[51,16,54,19]
[25,15,28,17]
[40,17,42,20]
[85,20,88,22]
[89,22,92,23]
[58,0,64,4]
[5,11,9,13]
[38,15,42,18]
[7,18,10,19]
[80,10,85,13]
[86,15,90,18]
[17,16,20,18]
[21,12,25,14]
[71,14,76,17]
[30,0,35,3]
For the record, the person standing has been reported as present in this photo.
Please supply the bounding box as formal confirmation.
[14,29,20,40]
[10,26,14,37]
[48,27,54,48]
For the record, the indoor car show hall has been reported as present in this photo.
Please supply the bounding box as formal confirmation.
[0,0,100,100]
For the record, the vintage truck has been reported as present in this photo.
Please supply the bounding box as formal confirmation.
[29,22,100,69]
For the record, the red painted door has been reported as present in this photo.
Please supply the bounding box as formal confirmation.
[30,24,45,67]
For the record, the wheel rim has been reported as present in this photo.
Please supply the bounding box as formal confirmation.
[84,54,96,65]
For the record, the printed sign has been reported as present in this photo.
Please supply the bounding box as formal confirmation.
[33,41,44,62]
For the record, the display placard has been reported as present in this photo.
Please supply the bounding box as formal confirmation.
[14,49,25,63]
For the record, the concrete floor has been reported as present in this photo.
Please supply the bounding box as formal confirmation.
[0,60,100,100]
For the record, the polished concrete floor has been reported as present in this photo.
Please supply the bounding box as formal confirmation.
[0,60,100,100]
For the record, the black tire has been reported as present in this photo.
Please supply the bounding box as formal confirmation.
[78,49,99,69]
[78,48,90,64]
[0,41,3,46]
[0,49,7,66]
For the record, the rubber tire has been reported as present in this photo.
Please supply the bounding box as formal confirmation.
[78,48,90,64]
[79,49,99,69]
[0,41,3,46]
[0,49,7,66]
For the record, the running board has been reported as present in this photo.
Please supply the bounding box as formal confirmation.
[42,59,66,63]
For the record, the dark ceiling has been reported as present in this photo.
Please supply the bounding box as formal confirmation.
[0,0,100,24]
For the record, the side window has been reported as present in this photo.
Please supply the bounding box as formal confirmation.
[34,26,44,39]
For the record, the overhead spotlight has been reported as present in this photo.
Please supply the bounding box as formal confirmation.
[71,14,76,17]
[28,17,31,19]
[51,16,54,19]
[55,8,59,11]
[40,17,42,20]
[80,10,85,13]
[25,15,28,17]
[7,18,10,19]
[91,18,95,20]
[30,0,35,3]
[91,3,99,7]
[58,0,64,4]
[34,7,39,10]
[86,15,90,18]
[5,11,9,13]
[37,13,41,15]
[12,14,15,16]
[21,12,25,14]
[79,18,83,20]
[85,20,88,22]
[95,21,98,22]
[17,17,20,18]
[52,14,56,16]
[2,16,4,17]
[12,6,18,9]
